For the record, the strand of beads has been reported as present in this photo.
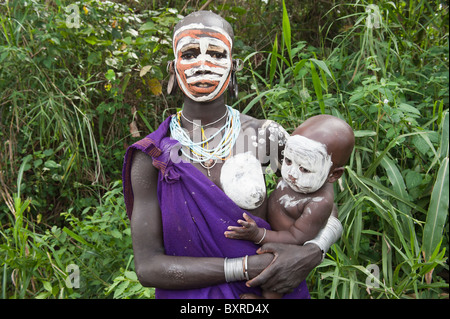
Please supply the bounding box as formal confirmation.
[170,105,241,164]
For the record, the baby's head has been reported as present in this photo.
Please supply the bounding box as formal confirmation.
[281,115,355,194]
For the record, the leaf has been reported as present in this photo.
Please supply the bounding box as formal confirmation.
[137,110,154,132]
[398,102,421,115]
[269,35,278,86]
[354,130,377,137]
[17,155,32,198]
[87,51,102,65]
[127,28,139,37]
[63,227,93,248]
[282,0,292,64]
[124,270,138,281]
[148,78,162,95]
[293,59,307,77]
[84,35,98,45]
[439,111,449,159]
[43,281,53,293]
[139,21,155,32]
[423,157,449,260]
[114,281,130,299]
[405,170,422,190]
[105,69,116,81]
[310,61,325,113]
[349,91,365,104]
[310,58,334,81]
[139,65,152,77]
[44,160,60,169]
[380,156,410,201]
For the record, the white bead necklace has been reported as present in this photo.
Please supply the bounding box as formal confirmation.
[170,105,241,175]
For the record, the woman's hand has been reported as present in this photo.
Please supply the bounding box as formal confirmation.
[246,242,322,294]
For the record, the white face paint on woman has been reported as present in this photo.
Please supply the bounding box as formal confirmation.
[281,135,333,194]
[173,23,233,102]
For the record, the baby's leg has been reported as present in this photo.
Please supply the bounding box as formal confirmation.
[262,290,283,299]
[240,290,283,299]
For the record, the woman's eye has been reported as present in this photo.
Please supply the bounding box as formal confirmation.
[181,52,196,60]
[211,52,226,59]
[284,158,292,166]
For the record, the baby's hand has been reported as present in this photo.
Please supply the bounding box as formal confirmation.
[224,213,264,243]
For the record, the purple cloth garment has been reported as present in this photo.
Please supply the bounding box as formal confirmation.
[122,116,310,299]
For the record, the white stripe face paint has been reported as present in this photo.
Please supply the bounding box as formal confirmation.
[281,135,333,194]
[173,23,233,102]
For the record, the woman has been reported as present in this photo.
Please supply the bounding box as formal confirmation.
[122,11,341,299]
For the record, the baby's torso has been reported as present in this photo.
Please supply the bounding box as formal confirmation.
[267,179,333,231]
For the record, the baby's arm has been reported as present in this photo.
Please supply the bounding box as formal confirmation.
[267,197,334,245]
[225,197,333,246]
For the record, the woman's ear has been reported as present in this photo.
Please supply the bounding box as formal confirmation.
[327,167,344,183]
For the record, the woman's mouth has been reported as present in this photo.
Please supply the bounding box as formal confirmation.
[194,83,214,88]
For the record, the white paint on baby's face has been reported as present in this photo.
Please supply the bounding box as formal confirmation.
[220,152,266,210]
[281,135,332,194]
[173,23,233,102]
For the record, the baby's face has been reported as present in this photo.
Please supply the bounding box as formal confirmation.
[281,135,333,194]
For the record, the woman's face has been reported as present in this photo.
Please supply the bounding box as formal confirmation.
[173,25,233,102]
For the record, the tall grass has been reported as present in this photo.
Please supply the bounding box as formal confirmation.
[237,0,449,298]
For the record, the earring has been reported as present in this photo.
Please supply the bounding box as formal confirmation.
[228,59,243,100]
[167,60,178,95]
[228,70,238,100]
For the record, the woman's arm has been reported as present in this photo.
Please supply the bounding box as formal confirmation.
[130,150,272,289]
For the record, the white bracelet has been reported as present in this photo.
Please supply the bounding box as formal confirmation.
[224,256,248,282]
[254,228,267,245]
[304,216,343,261]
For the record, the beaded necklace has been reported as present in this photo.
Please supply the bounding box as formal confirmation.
[170,105,241,176]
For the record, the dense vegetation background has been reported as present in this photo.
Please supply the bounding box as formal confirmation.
[0,0,448,299]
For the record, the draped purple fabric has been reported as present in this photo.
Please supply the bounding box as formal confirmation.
[122,116,310,299]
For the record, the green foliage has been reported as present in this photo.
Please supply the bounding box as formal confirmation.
[1,0,448,299]
[240,0,449,299]
[0,0,180,218]
[1,180,152,298]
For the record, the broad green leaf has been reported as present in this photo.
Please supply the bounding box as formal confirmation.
[282,0,292,64]
[310,58,334,81]
[354,130,376,137]
[269,35,278,85]
[105,69,116,81]
[84,35,98,45]
[439,111,449,159]
[63,227,94,248]
[139,21,155,32]
[139,65,152,77]
[293,59,307,77]
[380,156,410,201]
[423,157,449,260]
[397,102,421,115]
[310,61,325,113]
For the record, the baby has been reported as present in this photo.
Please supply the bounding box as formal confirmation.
[224,114,355,298]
